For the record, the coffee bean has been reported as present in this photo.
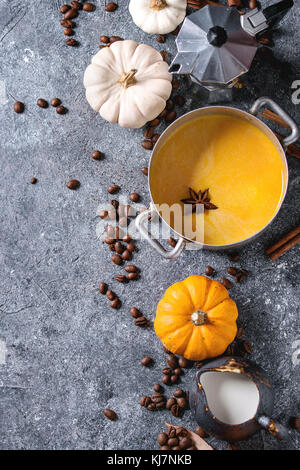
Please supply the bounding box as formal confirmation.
[122,234,132,243]
[100,35,110,43]
[14,101,24,113]
[103,408,117,421]
[151,134,160,144]
[168,437,179,447]
[166,99,174,111]
[157,34,166,43]
[114,274,127,284]
[130,192,140,203]
[65,38,78,46]
[249,0,257,9]
[178,357,190,368]
[141,356,152,367]
[173,388,185,398]
[134,316,148,327]
[56,105,68,114]
[106,289,115,301]
[70,1,82,9]
[166,111,176,122]
[64,27,74,36]
[167,354,178,369]
[60,19,75,27]
[176,427,188,437]
[194,425,207,438]
[167,426,177,438]
[105,237,115,244]
[162,367,172,375]
[177,397,187,409]
[170,374,179,384]
[64,8,78,20]
[221,277,232,289]
[170,404,181,417]
[227,266,238,276]
[99,282,108,294]
[171,25,180,35]
[149,118,160,127]
[60,4,70,14]
[160,50,168,62]
[162,375,170,385]
[37,98,48,108]
[130,307,141,318]
[159,109,167,119]
[108,244,116,252]
[168,237,176,248]
[228,252,240,262]
[30,177,37,184]
[236,327,245,339]
[128,272,139,281]
[174,95,185,106]
[110,36,123,43]
[140,395,151,407]
[228,443,239,450]
[179,437,193,449]
[144,127,154,139]
[158,432,168,446]
[152,393,164,403]
[172,80,179,89]
[173,368,182,375]
[205,265,214,276]
[291,416,300,430]
[243,341,253,354]
[121,250,131,261]
[112,254,123,265]
[66,179,80,190]
[114,241,123,254]
[51,97,61,107]
[141,140,153,150]
[166,397,176,410]
[160,445,170,450]
[125,265,138,273]
[125,243,135,253]
[105,2,118,12]
[107,184,120,194]
[110,298,120,309]
[153,384,161,392]
[83,2,95,11]
[147,403,156,411]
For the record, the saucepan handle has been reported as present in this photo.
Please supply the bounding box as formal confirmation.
[250,96,300,148]
[257,415,289,441]
[135,208,186,260]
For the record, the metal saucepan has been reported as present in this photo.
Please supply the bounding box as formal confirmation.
[135,97,299,259]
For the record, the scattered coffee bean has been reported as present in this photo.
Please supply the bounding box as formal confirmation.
[108,244,116,252]
[162,375,170,385]
[99,209,108,219]
[125,265,138,273]
[194,425,207,438]
[177,397,187,409]
[100,35,110,43]
[158,432,168,446]
[106,289,115,301]
[167,354,178,369]
[160,50,168,62]
[128,272,139,281]
[153,384,161,392]
[64,27,74,36]
[205,265,214,276]
[221,277,232,289]
[171,404,181,417]
[147,403,156,411]
[114,241,124,254]
[66,179,80,190]
[65,38,78,46]
[110,298,120,309]
[168,437,179,447]
[227,266,238,276]
[110,36,123,43]
[141,356,152,367]
[56,105,68,114]
[99,282,108,294]
[112,254,122,265]
[37,98,48,108]
[179,437,193,449]
[173,367,182,376]
[157,34,166,43]
[159,109,167,119]
[83,2,95,11]
[170,374,179,384]
[70,1,82,9]
[114,274,128,283]
[168,237,176,248]
[103,408,117,421]
[291,416,300,430]
[64,8,78,20]
[121,250,132,261]
[60,4,71,14]
[141,140,153,150]
[162,367,172,375]
[107,184,120,194]
[130,192,140,203]
[134,316,149,327]
[51,97,61,107]
[123,234,132,243]
[166,111,176,122]
[166,397,176,410]
[144,127,154,139]
[151,133,160,143]
[174,95,185,106]
[130,307,141,318]
[126,243,135,253]
[166,99,174,111]
[172,80,179,89]
[140,395,151,407]
[149,118,160,127]
[249,0,257,9]
[105,2,118,12]
[30,177,37,184]
[228,252,240,262]
[60,19,75,27]
[14,101,24,113]
[171,25,180,35]
[173,388,185,398]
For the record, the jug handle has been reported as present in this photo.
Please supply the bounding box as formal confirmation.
[250,96,300,148]
[257,415,289,440]
[135,208,185,260]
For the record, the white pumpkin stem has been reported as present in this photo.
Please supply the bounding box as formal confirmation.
[118,69,137,89]
[191,310,208,326]
[150,0,167,11]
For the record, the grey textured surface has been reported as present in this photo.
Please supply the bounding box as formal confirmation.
[0,0,299,451]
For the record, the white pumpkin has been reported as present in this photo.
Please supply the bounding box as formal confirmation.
[129,0,187,35]
[83,40,172,128]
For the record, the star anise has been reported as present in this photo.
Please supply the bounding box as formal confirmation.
[181,187,218,212]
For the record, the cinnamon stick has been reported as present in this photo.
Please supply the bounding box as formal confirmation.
[274,132,300,159]
[266,225,300,260]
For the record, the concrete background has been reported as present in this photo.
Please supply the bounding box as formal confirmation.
[0,0,299,450]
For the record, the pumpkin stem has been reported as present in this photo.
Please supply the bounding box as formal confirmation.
[191,310,208,326]
[118,69,137,89]
[150,0,167,10]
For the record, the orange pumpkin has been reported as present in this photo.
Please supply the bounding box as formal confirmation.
[154,275,238,361]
